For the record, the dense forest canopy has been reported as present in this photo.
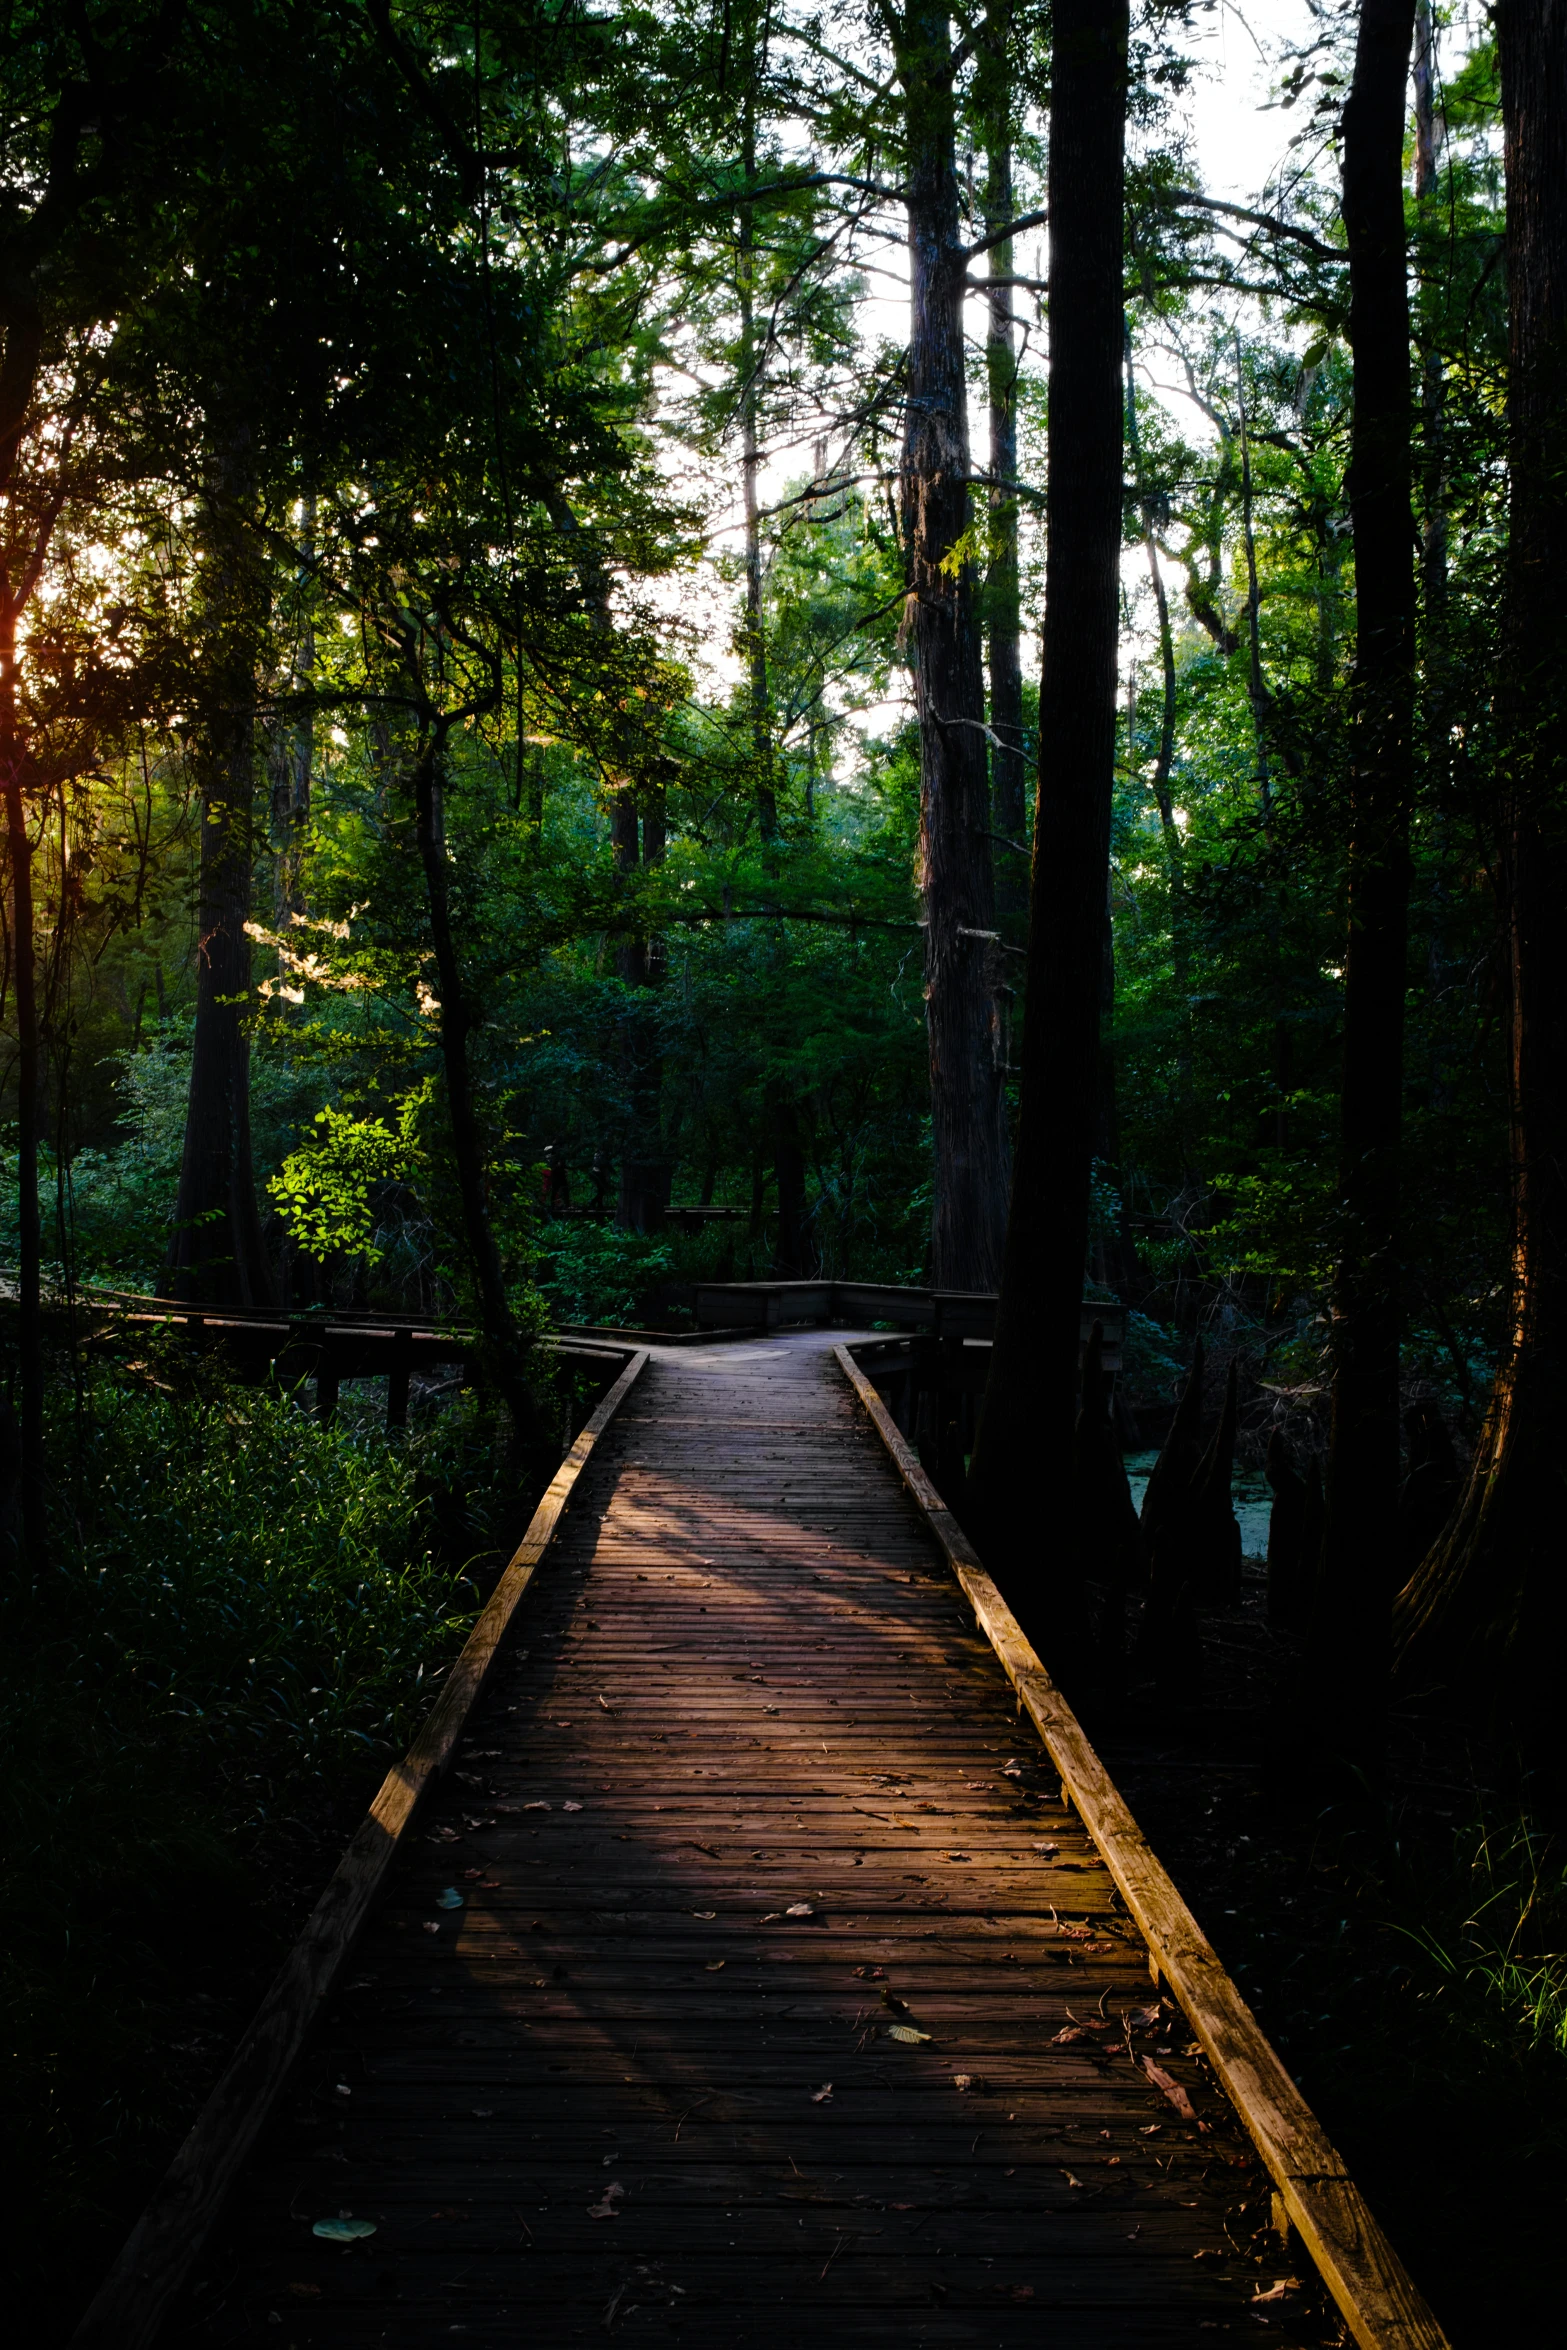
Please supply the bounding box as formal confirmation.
[0,3,1505,1317]
[0,8,1522,1521]
[3,4,1559,1729]
[4,0,1555,1683]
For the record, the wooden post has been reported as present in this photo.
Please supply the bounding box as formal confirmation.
[316,1351,340,1426]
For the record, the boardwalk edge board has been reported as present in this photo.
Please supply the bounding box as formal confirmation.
[69,1348,651,2350]
[834,1342,1450,2350]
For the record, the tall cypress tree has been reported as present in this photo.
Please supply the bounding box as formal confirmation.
[1397,0,1567,1760]
[968,0,1129,1664]
[1315,0,1418,1760]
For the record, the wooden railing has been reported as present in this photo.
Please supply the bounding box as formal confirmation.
[691,1276,1125,1349]
[9,1287,632,1431]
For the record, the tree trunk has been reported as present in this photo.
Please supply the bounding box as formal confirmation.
[774,1104,807,1276]
[967,0,1128,1665]
[1315,0,1418,1760]
[1414,0,1452,1095]
[897,0,1009,1291]
[980,19,1027,933]
[1396,0,1567,1749]
[612,789,668,1232]
[270,499,314,922]
[1124,325,1195,1137]
[1,619,44,1554]
[737,76,778,845]
[412,728,518,1371]
[165,440,274,1308]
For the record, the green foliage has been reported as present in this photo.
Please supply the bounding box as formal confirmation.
[268,1087,429,1266]
[0,1372,494,2310]
[1394,1815,1567,2065]
[537,1220,675,1327]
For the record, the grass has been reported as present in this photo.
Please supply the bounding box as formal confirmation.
[1173,1776,1567,2347]
[1,1364,509,2336]
[1388,1809,1567,2063]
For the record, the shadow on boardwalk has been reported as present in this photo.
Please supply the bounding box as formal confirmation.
[172,1333,1323,2348]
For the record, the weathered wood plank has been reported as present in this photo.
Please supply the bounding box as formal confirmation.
[67,1349,650,2350]
[113,1334,1342,2347]
[834,1341,1449,2350]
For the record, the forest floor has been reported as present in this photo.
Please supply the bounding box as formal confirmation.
[1090,1571,1566,2349]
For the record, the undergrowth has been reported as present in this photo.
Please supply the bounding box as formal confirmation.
[1388,1810,1567,2066]
[1,1368,502,2334]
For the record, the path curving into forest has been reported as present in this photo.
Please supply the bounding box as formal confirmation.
[175,1332,1318,2347]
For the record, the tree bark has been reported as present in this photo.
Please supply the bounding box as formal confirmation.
[270,500,314,923]
[1124,325,1194,1136]
[979,17,1027,934]
[165,437,274,1309]
[967,0,1128,1664]
[1396,0,1567,1745]
[1315,0,1418,1758]
[1413,0,1452,1092]
[412,727,517,1368]
[897,0,1009,1290]
[737,71,778,845]
[612,788,669,1232]
[1,623,44,1555]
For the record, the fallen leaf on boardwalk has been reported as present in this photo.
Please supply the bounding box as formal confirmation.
[421,1922,441,1936]
[435,1888,465,1910]
[1051,2026,1091,2044]
[705,1960,726,1972]
[785,1902,814,1917]
[461,1868,485,1881]
[1251,2280,1302,2304]
[1141,2057,1205,2127]
[432,1827,461,1842]
[562,1801,584,1813]
[312,2217,376,2241]
[1058,1922,1093,1940]
[1060,2172,1084,2190]
[810,2083,834,2102]
[1032,1843,1060,1856]
[884,2024,931,2044]
[598,1695,616,1713]
[1124,2005,1162,2029]
[1011,2287,1035,2302]
[524,1801,551,1812]
[953,2074,973,2093]
[851,1965,886,1981]
[588,2181,625,2219]
[472,2108,493,2118]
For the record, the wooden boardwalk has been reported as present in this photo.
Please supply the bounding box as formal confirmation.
[175,1332,1318,2348]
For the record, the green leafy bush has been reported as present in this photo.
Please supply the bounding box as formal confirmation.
[0,1373,489,2316]
[268,1086,427,1265]
[537,1219,674,1326]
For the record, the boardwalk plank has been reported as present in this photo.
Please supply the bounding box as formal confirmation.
[161,1333,1322,2348]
